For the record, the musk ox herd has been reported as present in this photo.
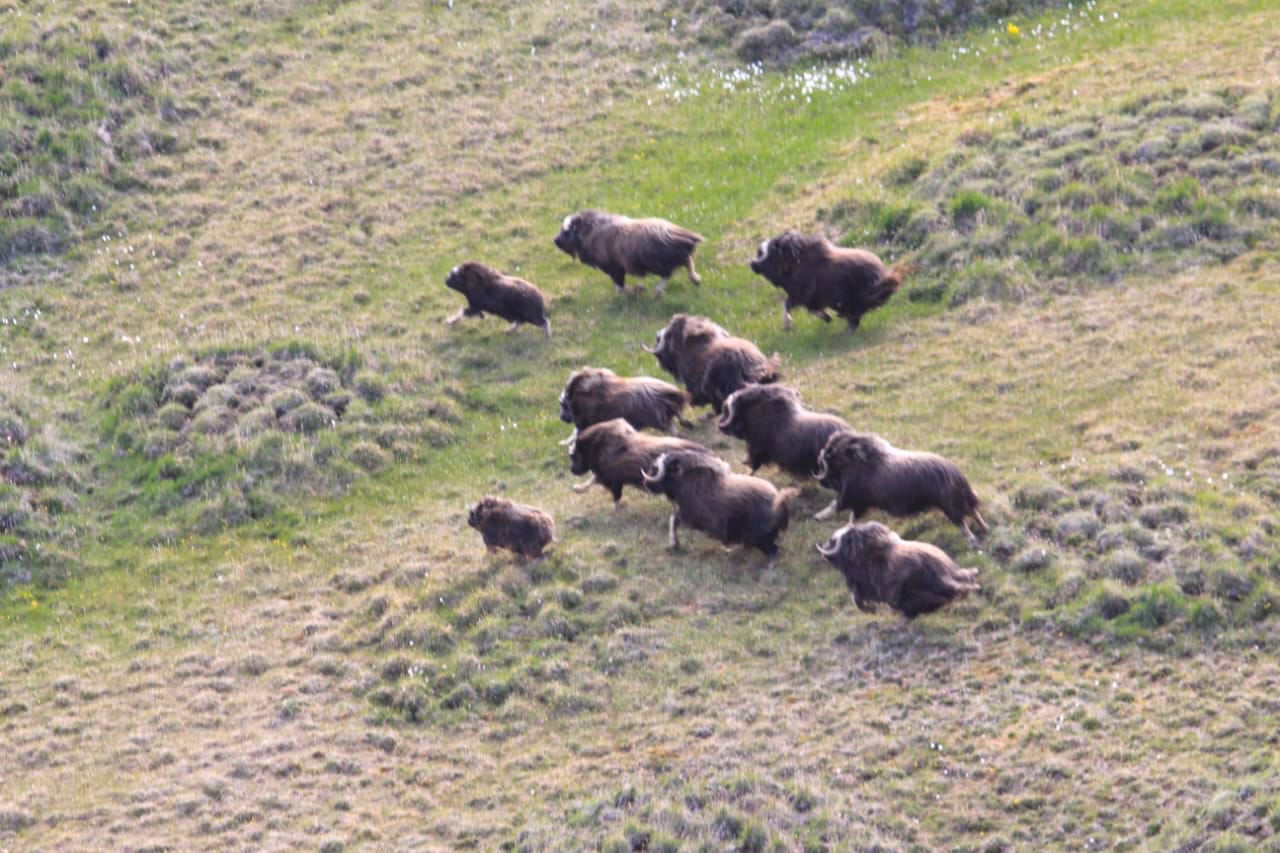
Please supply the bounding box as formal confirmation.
[455,208,986,619]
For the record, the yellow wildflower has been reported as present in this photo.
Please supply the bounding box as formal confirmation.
[1007,23,1021,36]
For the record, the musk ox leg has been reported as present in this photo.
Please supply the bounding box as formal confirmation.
[445,307,468,326]
[811,309,832,323]
[844,315,862,336]
[972,509,990,534]
[655,277,669,296]
[557,427,578,447]
[668,513,681,550]
[505,321,521,333]
[686,257,702,286]
[542,319,552,338]
[782,298,793,332]
[572,474,598,493]
[814,499,839,521]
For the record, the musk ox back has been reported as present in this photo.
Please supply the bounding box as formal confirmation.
[641,449,798,558]
[554,209,703,295]
[750,231,905,333]
[445,262,550,337]
[817,521,979,618]
[568,418,712,507]
[643,313,781,414]
[467,496,555,559]
[814,431,988,541]
[718,384,852,479]
[559,367,691,435]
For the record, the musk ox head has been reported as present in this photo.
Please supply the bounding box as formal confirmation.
[554,211,597,259]
[814,431,883,482]
[749,231,809,283]
[445,261,491,295]
[559,367,614,424]
[717,384,800,439]
[641,449,729,495]
[642,314,726,376]
[816,519,891,562]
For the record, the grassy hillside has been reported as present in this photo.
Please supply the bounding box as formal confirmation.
[3,0,1280,849]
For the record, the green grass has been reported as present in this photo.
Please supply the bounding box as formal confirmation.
[2,0,1280,849]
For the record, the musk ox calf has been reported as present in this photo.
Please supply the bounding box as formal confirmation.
[559,368,691,445]
[568,418,712,508]
[445,262,551,337]
[642,449,798,559]
[467,496,555,560]
[718,384,852,479]
[817,521,979,619]
[554,209,703,295]
[813,431,989,542]
[643,313,781,414]
[750,231,906,333]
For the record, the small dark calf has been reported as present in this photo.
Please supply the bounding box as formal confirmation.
[643,313,781,414]
[554,209,703,295]
[817,520,979,618]
[467,496,555,560]
[813,431,988,542]
[750,231,906,333]
[445,262,550,337]
[559,368,691,444]
[641,449,798,559]
[568,418,712,508]
[718,384,852,479]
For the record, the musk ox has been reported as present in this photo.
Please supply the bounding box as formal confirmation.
[817,521,979,618]
[467,496,555,560]
[718,384,852,479]
[643,314,781,414]
[813,431,989,542]
[559,368,691,444]
[749,231,907,333]
[445,262,551,337]
[568,418,713,508]
[553,209,703,295]
[641,449,798,559]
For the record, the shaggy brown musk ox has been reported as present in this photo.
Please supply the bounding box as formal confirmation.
[817,521,979,619]
[559,368,692,442]
[467,496,555,560]
[813,431,989,542]
[554,209,704,295]
[643,314,781,414]
[749,231,906,333]
[718,384,852,479]
[641,449,798,559]
[568,418,713,508]
[445,262,551,337]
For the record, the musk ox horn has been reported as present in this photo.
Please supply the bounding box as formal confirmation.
[816,539,840,557]
[642,328,667,354]
[717,391,739,429]
[641,453,669,484]
[813,454,829,481]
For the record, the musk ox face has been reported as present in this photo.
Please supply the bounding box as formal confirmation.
[814,431,877,481]
[640,450,727,495]
[558,368,610,424]
[445,263,470,294]
[749,231,804,281]
[553,214,580,258]
[717,384,798,439]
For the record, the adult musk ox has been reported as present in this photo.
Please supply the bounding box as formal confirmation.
[750,231,907,333]
[554,209,703,295]
[817,521,979,619]
[641,449,798,559]
[467,496,555,560]
[568,419,712,508]
[559,368,691,444]
[718,384,852,479]
[813,431,989,542]
[445,262,551,337]
[643,314,781,414]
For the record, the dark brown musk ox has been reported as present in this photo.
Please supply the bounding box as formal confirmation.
[813,431,989,542]
[642,314,781,414]
[641,449,798,560]
[558,367,692,445]
[816,521,979,619]
[749,231,907,333]
[718,384,853,479]
[553,209,704,295]
[445,262,551,337]
[467,496,555,560]
[568,418,713,508]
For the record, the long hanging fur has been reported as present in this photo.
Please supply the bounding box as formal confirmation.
[554,209,704,293]
[643,314,782,414]
[718,384,852,479]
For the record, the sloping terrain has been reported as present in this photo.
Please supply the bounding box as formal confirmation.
[2,0,1280,849]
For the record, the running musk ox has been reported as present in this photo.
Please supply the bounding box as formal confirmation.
[643,314,781,414]
[568,419,713,508]
[467,496,555,560]
[559,368,692,443]
[817,521,979,619]
[718,384,853,479]
[641,449,798,558]
[813,431,989,542]
[445,262,551,337]
[554,209,703,295]
[749,231,906,333]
